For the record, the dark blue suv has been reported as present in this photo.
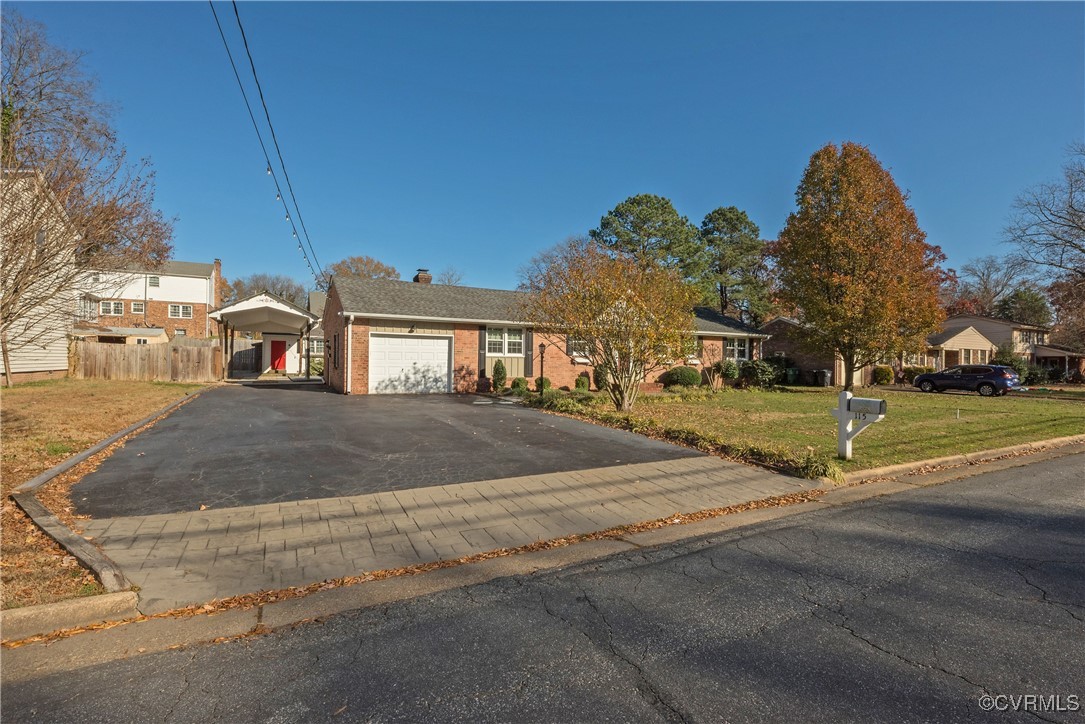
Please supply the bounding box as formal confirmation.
[913,365,1020,397]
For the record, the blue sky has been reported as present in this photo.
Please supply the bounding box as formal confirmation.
[10,1,1083,291]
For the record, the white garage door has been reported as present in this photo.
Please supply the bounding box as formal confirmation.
[368,334,452,394]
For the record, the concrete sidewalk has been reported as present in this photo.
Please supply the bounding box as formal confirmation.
[80,456,818,613]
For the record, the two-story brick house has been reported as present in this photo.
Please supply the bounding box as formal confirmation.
[75,260,223,341]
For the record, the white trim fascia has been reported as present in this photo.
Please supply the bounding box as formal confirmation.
[343,311,527,326]
[345,315,354,394]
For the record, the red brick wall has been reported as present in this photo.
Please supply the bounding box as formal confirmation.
[452,324,483,393]
[323,288,346,393]
[761,320,835,371]
[347,319,371,394]
[97,300,211,339]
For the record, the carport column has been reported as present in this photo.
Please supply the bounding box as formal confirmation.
[228,324,235,379]
[302,321,309,377]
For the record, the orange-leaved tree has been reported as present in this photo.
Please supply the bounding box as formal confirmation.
[775,142,945,390]
[520,237,699,412]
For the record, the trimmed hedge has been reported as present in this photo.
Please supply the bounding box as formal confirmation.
[872,365,893,385]
[661,366,702,387]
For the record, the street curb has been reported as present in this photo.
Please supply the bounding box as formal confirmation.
[0,592,139,643]
[840,434,1085,484]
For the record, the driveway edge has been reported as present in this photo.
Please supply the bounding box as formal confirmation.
[11,390,205,494]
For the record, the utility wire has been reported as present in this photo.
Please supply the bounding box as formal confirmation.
[230,1,324,278]
[208,1,323,282]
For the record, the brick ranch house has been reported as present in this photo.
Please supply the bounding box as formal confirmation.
[323,270,768,395]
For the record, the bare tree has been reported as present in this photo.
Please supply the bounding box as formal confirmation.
[434,266,464,286]
[1,12,172,386]
[1004,142,1085,285]
[226,273,307,306]
[952,255,1032,316]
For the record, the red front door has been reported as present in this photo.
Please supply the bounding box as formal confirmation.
[271,340,287,371]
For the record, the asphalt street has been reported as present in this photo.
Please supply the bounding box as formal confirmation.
[6,453,1083,723]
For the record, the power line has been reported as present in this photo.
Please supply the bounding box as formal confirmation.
[230,1,324,278]
[208,1,323,283]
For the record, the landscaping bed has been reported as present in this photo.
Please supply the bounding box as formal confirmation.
[524,386,1085,477]
[1,379,206,609]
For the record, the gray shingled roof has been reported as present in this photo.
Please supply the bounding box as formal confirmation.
[128,260,215,278]
[692,307,768,337]
[334,276,767,335]
[335,276,526,322]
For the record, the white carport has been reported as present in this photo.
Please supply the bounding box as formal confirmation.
[209,292,319,378]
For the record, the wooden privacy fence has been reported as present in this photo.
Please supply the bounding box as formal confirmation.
[71,340,221,382]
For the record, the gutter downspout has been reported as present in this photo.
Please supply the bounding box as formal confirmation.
[345,314,354,394]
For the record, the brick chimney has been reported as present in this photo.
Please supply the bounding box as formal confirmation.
[412,268,432,284]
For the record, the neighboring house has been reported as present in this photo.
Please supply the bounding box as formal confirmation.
[759,317,869,386]
[323,270,768,395]
[71,326,169,345]
[76,260,223,340]
[911,325,998,370]
[0,170,78,383]
[941,314,1050,363]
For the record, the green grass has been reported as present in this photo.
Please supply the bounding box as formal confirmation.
[631,388,1085,472]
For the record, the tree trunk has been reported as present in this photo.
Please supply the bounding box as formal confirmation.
[1,330,12,388]
[842,350,855,392]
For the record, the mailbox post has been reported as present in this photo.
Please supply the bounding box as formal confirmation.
[830,391,887,461]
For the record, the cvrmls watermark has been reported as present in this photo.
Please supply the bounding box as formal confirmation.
[978,694,1080,713]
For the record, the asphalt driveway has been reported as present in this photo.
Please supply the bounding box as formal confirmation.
[72,385,701,518]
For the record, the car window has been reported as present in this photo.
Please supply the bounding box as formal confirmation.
[943,367,962,375]
[972,367,992,375]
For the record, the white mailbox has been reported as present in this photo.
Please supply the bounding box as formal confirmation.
[830,391,887,460]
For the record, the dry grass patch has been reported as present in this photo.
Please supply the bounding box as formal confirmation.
[1,378,206,609]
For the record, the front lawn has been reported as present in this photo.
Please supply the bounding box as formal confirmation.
[1,378,206,609]
[630,388,1085,472]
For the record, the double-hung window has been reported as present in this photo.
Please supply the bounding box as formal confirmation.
[566,336,592,363]
[487,328,524,355]
[725,338,749,361]
[99,301,123,316]
[310,339,325,355]
[131,301,145,314]
[148,276,160,287]
[168,304,193,319]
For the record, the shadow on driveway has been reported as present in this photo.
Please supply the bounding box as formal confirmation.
[72,386,701,518]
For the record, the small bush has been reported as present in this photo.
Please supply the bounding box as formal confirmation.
[872,365,893,385]
[511,377,528,391]
[593,363,610,391]
[535,376,552,392]
[526,388,587,414]
[575,373,590,390]
[764,356,792,384]
[661,365,702,388]
[901,366,934,384]
[309,356,324,376]
[739,359,777,389]
[491,360,507,391]
[1024,365,1049,385]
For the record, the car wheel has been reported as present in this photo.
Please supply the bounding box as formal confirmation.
[978,383,997,397]
[919,381,935,393]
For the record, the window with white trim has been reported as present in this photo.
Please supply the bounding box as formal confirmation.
[310,339,325,354]
[99,301,123,316]
[174,329,186,336]
[148,276,160,287]
[168,304,193,319]
[131,301,145,314]
[566,336,592,363]
[486,327,524,355]
[136,338,148,345]
[725,338,749,360]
